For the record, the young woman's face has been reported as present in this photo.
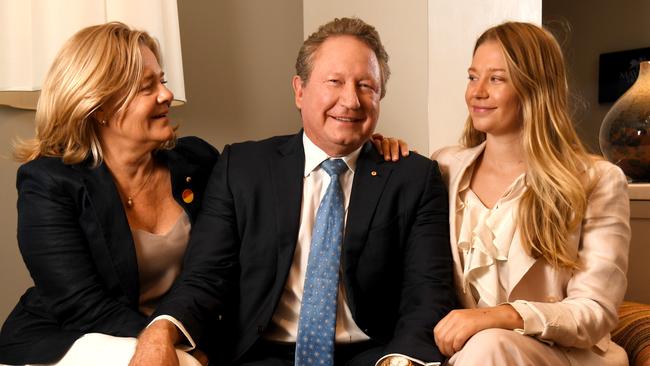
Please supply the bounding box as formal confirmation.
[465,40,522,138]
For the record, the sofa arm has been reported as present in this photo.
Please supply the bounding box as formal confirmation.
[612,301,650,366]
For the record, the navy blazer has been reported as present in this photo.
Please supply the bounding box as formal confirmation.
[0,136,219,365]
[155,132,456,363]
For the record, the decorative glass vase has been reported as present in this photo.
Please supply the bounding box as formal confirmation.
[599,61,650,181]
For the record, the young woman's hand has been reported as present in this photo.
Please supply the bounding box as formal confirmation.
[371,133,410,161]
[433,305,523,357]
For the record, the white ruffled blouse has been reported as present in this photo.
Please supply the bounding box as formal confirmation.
[456,165,527,307]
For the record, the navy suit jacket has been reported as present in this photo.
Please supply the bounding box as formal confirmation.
[0,137,219,365]
[156,132,455,363]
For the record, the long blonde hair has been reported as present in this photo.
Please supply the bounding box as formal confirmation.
[462,22,593,268]
[14,22,173,166]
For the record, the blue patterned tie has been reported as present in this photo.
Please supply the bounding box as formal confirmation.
[295,158,348,366]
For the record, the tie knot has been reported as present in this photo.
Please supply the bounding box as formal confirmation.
[321,158,348,177]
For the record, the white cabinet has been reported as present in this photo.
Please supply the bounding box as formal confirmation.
[627,183,650,303]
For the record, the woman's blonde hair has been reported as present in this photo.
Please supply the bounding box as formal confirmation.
[14,22,174,166]
[462,22,594,268]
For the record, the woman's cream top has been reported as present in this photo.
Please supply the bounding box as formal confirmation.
[132,212,190,316]
[456,165,527,307]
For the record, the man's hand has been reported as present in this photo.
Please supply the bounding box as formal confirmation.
[433,305,523,357]
[129,319,181,366]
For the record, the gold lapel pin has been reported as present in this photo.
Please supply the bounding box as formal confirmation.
[371,170,378,176]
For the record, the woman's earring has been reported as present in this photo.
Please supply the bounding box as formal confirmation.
[100,119,107,125]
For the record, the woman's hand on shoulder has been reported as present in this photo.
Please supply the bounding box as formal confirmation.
[371,133,410,161]
[433,304,523,357]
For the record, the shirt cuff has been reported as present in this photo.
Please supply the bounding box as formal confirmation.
[375,353,441,366]
[148,315,196,351]
[508,300,554,346]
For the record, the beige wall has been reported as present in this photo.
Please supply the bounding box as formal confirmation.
[0,106,36,322]
[172,0,303,151]
[543,0,650,153]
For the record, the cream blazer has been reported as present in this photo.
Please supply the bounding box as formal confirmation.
[432,143,630,359]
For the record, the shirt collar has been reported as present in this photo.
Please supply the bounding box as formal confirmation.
[302,132,361,177]
[459,159,528,204]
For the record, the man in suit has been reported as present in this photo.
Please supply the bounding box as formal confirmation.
[131,17,454,366]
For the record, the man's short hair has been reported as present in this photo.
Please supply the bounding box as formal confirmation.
[295,17,390,98]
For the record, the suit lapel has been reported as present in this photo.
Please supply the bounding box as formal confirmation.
[446,143,485,307]
[159,149,203,220]
[448,144,485,239]
[341,142,392,313]
[77,163,140,305]
[271,133,305,278]
[506,228,537,299]
[343,142,392,263]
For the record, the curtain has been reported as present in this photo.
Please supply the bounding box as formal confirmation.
[0,0,185,109]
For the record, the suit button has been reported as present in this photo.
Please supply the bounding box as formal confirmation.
[257,325,265,334]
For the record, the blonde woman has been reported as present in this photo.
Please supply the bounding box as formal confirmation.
[431,22,630,365]
[0,23,218,365]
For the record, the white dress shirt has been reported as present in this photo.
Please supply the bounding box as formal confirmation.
[263,133,370,343]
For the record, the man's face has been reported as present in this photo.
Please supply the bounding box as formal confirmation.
[293,35,381,157]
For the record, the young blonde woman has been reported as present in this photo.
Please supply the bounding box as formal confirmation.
[431,22,630,365]
[0,22,218,366]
